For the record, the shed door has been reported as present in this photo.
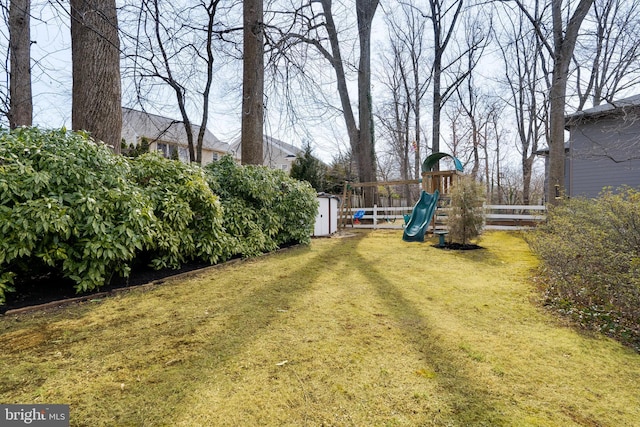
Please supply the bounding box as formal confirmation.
[314,198,329,236]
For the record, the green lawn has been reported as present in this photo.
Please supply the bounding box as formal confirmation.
[1,230,639,426]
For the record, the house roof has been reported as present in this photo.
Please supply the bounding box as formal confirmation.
[534,144,570,156]
[566,94,640,123]
[122,107,229,152]
[265,135,303,157]
[229,135,303,159]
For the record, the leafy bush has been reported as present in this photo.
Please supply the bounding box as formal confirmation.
[528,187,640,350]
[205,156,317,257]
[272,177,320,245]
[128,153,231,269]
[446,175,486,245]
[0,127,156,304]
[0,130,317,306]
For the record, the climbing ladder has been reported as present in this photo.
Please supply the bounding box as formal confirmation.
[338,182,353,228]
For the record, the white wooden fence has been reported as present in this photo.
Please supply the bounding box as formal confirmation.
[342,204,546,231]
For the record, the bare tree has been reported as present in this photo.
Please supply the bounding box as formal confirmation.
[71,0,122,152]
[267,0,379,205]
[8,0,32,128]
[121,0,225,163]
[452,12,491,178]
[487,104,509,203]
[495,3,550,205]
[355,0,379,203]
[513,0,594,204]
[376,48,411,179]
[385,2,431,180]
[242,0,264,165]
[376,44,413,200]
[574,0,640,109]
[424,0,464,165]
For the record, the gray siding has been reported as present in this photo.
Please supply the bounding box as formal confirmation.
[568,114,640,198]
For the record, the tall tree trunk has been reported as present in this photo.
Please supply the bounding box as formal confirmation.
[428,0,464,171]
[71,0,121,153]
[414,83,422,180]
[316,0,378,206]
[241,0,264,165]
[547,65,569,202]
[356,0,379,206]
[431,53,442,163]
[547,0,594,204]
[522,156,533,205]
[9,0,32,128]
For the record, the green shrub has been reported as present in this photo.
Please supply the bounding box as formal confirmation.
[0,130,318,306]
[128,153,231,268]
[272,177,319,245]
[528,187,640,350]
[446,175,486,245]
[0,127,156,304]
[205,156,317,257]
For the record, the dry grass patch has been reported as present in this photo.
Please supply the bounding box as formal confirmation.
[1,231,639,426]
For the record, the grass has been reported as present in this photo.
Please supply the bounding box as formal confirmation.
[1,230,640,426]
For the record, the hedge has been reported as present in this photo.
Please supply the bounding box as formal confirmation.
[204,155,318,257]
[0,128,318,306]
[0,127,156,302]
[528,187,640,350]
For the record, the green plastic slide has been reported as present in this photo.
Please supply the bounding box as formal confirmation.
[402,189,440,242]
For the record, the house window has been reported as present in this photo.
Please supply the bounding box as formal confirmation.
[157,143,184,161]
[212,152,219,162]
[157,143,169,157]
[178,147,189,163]
[281,164,289,171]
[168,145,180,160]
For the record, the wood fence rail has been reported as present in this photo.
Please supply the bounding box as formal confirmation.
[340,204,546,231]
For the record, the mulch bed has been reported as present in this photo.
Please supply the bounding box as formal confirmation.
[1,243,301,315]
[433,243,483,250]
[0,261,214,315]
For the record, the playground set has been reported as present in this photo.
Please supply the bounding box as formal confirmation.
[338,152,464,243]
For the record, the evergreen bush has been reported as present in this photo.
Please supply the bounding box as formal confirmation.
[128,153,230,268]
[205,156,317,257]
[0,131,318,306]
[289,143,327,191]
[0,127,156,303]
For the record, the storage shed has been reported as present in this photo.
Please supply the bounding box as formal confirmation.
[314,194,339,237]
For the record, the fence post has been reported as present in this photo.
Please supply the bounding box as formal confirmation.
[373,204,378,229]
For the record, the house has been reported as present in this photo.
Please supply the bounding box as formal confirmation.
[230,135,303,172]
[121,107,230,165]
[539,95,640,199]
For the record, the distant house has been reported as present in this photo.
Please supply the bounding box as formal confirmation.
[121,107,230,165]
[230,135,303,172]
[539,95,640,199]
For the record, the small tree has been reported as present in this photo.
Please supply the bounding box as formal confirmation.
[290,143,326,192]
[446,175,485,245]
[324,151,358,194]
